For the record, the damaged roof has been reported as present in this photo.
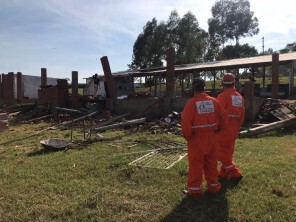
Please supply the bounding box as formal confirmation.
[112,51,296,77]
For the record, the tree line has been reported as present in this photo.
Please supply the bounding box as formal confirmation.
[128,0,296,70]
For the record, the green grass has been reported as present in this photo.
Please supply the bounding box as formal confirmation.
[0,120,296,221]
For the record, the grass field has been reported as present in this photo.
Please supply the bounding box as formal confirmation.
[0,120,295,221]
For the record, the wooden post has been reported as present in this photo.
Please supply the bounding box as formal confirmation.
[271,53,279,99]
[181,73,184,93]
[154,75,157,97]
[166,47,175,98]
[245,81,255,122]
[212,71,216,92]
[289,61,295,95]
[149,75,152,92]
[131,76,135,93]
[262,66,266,88]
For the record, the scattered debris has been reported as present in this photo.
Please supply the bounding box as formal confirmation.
[239,117,296,138]
[23,114,54,124]
[270,107,295,120]
[0,113,9,131]
[92,112,131,129]
[40,138,69,150]
[61,111,99,126]
[128,92,152,98]
[94,118,146,132]
[241,98,296,137]
[129,111,181,135]
[255,98,296,123]
[129,147,187,169]
[2,103,36,114]
[55,107,87,115]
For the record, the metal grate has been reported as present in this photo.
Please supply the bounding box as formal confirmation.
[129,147,187,169]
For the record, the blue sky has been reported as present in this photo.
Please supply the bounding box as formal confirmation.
[1,0,296,83]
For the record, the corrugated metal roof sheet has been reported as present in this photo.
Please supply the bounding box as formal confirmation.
[112,52,296,77]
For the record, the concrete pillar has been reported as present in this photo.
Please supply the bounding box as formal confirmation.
[6,72,15,100]
[16,72,23,102]
[166,47,175,98]
[244,81,255,122]
[71,71,79,97]
[271,53,279,99]
[41,68,47,87]
[100,56,116,100]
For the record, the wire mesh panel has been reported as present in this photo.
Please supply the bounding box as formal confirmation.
[129,148,187,169]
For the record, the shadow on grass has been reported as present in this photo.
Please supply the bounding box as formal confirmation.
[0,133,40,146]
[161,179,242,222]
[27,148,65,157]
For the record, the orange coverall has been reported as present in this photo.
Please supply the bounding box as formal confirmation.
[181,93,228,195]
[216,88,245,179]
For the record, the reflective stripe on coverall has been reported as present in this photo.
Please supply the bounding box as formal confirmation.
[181,93,228,195]
[216,88,245,178]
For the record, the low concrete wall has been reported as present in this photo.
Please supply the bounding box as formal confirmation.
[172,97,190,112]
[113,97,172,120]
[112,95,262,123]
[112,96,190,120]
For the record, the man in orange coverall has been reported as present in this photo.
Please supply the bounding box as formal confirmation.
[181,78,228,196]
[217,73,245,181]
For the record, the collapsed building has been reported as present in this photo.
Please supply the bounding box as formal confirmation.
[0,49,295,124]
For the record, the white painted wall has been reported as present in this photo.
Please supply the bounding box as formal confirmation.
[22,75,58,99]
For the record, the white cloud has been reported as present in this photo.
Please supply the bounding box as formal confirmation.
[1,0,296,82]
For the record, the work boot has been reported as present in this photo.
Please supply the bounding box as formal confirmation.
[218,167,229,179]
[182,189,203,197]
[207,182,221,194]
[229,169,243,180]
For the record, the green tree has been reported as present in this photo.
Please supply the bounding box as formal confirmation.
[218,43,258,60]
[175,11,207,64]
[166,10,180,49]
[265,48,274,54]
[208,0,259,45]
[128,18,161,69]
[203,35,221,62]
[129,10,208,69]
[279,42,296,53]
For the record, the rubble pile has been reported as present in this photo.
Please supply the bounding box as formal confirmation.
[128,92,152,98]
[128,111,182,135]
[255,98,296,123]
[2,97,295,139]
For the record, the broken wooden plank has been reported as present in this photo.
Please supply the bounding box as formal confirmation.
[4,103,36,113]
[55,107,86,115]
[271,107,295,121]
[23,114,54,123]
[61,111,100,125]
[239,117,296,138]
[91,112,131,129]
[93,118,146,132]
